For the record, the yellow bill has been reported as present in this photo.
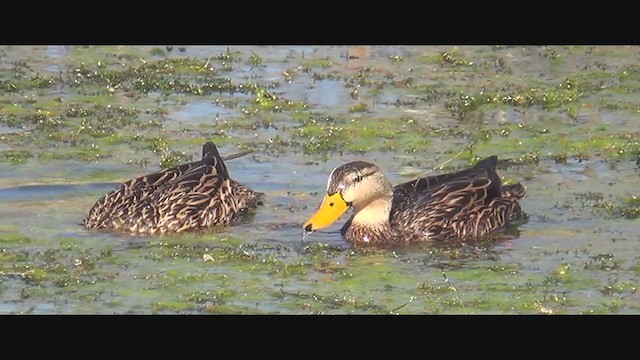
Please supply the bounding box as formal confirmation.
[303,193,349,231]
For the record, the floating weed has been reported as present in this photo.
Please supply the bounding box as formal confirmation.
[38,145,104,162]
[0,66,57,93]
[301,57,333,69]
[0,149,33,164]
[133,135,169,154]
[0,249,28,263]
[159,150,191,169]
[576,193,640,220]
[248,53,263,68]
[281,66,305,82]
[418,281,457,296]
[629,260,640,274]
[20,286,50,299]
[487,262,522,275]
[547,263,578,285]
[443,267,506,283]
[284,289,386,313]
[553,263,572,276]
[601,279,637,297]
[149,47,166,57]
[390,55,403,64]
[439,50,475,67]
[0,112,50,128]
[265,260,308,277]
[151,300,197,313]
[250,88,307,113]
[444,85,583,120]
[348,103,369,113]
[214,47,242,63]
[185,289,235,307]
[297,125,349,155]
[1,241,122,296]
[445,92,483,120]
[293,115,435,156]
[297,242,346,257]
[145,242,210,262]
[145,241,284,265]
[408,263,587,314]
[583,255,622,271]
[21,268,48,283]
[65,103,97,118]
[68,57,239,96]
[0,234,33,244]
[254,88,278,109]
[343,67,384,88]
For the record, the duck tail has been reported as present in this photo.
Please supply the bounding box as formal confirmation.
[472,155,498,172]
[202,141,229,179]
[202,141,222,160]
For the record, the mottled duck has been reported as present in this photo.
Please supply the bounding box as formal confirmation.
[303,155,525,247]
[83,141,263,234]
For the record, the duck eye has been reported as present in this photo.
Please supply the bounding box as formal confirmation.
[355,175,363,182]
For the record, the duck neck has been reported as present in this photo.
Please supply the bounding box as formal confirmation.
[341,196,395,246]
[340,174,396,246]
[352,197,393,226]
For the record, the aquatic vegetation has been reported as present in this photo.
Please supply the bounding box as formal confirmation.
[439,50,475,67]
[571,192,640,220]
[1,45,640,314]
[0,148,32,163]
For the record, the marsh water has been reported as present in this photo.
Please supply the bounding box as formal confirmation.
[0,45,639,314]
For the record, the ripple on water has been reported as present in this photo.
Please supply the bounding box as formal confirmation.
[282,79,352,109]
[45,45,68,73]
[170,102,240,126]
[0,183,119,203]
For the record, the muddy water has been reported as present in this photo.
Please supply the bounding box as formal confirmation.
[0,45,639,314]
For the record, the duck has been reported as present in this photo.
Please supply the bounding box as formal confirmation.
[303,155,525,247]
[82,141,263,235]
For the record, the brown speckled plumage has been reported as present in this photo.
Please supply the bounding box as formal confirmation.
[315,156,525,247]
[82,142,263,234]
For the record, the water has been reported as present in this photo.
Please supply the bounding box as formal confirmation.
[1,45,639,314]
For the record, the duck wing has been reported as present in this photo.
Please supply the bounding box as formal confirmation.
[126,141,229,194]
[83,142,230,230]
[392,155,500,204]
[389,156,523,241]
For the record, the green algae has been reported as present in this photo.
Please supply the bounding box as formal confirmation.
[2,228,638,314]
[3,45,640,165]
[2,45,640,314]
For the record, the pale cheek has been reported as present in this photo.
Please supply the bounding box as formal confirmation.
[340,187,354,202]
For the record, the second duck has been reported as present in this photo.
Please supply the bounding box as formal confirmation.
[83,141,263,235]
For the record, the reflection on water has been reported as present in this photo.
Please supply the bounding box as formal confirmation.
[171,102,237,125]
[282,79,352,109]
[45,45,67,59]
[0,183,119,202]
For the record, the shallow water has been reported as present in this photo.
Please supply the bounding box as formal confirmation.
[1,45,639,314]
